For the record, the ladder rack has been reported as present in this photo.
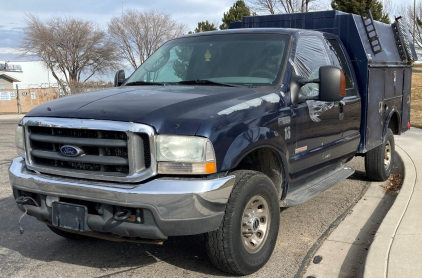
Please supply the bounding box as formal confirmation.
[392,16,415,62]
[360,10,383,55]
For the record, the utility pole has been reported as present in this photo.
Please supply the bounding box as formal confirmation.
[414,0,416,44]
[16,84,21,114]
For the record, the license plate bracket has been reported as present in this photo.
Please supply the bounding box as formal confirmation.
[52,202,87,232]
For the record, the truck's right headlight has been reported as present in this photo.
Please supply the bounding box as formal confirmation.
[156,135,216,174]
[15,125,25,158]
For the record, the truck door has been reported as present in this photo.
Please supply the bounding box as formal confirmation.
[289,36,343,180]
[326,38,362,155]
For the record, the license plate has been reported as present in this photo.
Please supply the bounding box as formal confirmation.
[52,202,87,232]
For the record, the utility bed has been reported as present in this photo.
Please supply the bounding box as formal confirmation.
[230,10,418,152]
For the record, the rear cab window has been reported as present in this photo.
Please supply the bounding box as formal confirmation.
[326,39,358,98]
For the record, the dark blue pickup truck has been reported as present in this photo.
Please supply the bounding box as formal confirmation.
[9,10,416,275]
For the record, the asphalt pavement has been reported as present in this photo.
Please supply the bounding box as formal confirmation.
[0,117,372,278]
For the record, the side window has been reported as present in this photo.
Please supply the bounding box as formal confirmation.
[327,39,355,95]
[293,36,331,101]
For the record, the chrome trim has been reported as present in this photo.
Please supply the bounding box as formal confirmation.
[22,117,157,183]
[9,158,235,220]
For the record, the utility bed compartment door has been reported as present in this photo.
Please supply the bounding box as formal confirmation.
[367,69,384,149]
[401,68,412,133]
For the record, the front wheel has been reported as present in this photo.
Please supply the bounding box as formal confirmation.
[365,128,395,181]
[205,170,280,275]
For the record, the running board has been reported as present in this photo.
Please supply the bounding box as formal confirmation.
[284,165,355,207]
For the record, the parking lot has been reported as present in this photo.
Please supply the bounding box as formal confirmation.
[0,116,371,278]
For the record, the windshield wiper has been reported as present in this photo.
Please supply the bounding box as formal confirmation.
[177,79,239,87]
[124,81,166,86]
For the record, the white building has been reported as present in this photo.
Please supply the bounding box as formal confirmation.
[0,60,59,89]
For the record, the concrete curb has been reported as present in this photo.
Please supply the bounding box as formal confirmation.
[364,145,417,278]
[0,114,25,120]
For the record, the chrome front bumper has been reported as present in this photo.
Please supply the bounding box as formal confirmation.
[9,158,235,239]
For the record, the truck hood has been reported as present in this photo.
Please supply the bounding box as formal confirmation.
[26,85,273,135]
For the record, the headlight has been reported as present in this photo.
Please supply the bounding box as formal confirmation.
[15,125,25,158]
[156,135,216,174]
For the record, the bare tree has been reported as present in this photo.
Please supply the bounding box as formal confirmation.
[398,2,422,54]
[249,0,278,14]
[108,10,187,70]
[248,0,325,14]
[20,14,119,94]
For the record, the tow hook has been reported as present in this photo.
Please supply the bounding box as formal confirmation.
[113,210,132,221]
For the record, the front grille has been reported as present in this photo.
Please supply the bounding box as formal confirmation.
[29,126,131,174]
[24,119,156,183]
[140,133,151,168]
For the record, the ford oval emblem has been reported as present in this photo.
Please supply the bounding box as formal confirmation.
[60,145,83,157]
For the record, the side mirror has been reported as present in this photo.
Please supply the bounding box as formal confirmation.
[114,70,125,87]
[319,65,346,102]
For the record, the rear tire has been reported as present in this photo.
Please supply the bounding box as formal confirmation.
[47,225,88,240]
[205,170,280,275]
[365,128,395,181]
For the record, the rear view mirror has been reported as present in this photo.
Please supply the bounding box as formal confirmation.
[319,66,346,102]
[114,70,125,87]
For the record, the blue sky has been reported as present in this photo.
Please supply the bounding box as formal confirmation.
[0,0,239,62]
[0,0,415,79]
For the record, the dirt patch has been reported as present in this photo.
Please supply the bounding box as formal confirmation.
[412,65,422,128]
[381,174,404,195]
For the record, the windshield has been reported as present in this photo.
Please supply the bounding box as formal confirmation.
[126,33,290,86]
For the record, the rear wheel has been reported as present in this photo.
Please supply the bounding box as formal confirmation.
[205,170,280,275]
[47,225,88,240]
[365,128,395,181]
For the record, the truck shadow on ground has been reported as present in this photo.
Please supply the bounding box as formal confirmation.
[0,196,231,276]
[0,159,374,277]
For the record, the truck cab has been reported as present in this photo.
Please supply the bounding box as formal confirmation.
[9,10,416,275]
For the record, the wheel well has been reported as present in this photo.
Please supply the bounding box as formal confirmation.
[388,112,400,135]
[232,148,284,199]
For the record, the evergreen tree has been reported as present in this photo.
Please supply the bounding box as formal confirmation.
[194,21,218,33]
[220,0,251,30]
[331,0,390,24]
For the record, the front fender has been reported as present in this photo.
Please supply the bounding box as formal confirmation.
[221,126,288,171]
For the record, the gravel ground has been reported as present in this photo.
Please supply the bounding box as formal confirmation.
[0,118,370,278]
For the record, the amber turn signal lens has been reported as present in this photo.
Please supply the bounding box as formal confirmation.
[339,71,346,97]
[205,162,216,174]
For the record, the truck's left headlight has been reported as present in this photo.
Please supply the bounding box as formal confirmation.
[15,125,25,158]
[156,135,216,174]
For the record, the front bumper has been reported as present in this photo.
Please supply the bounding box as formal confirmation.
[9,158,235,240]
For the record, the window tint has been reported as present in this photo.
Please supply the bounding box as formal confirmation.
[327,39,354,91]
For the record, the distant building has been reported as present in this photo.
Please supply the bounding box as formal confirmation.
[0,61,58,89]
[0,73,20,90]
[0,61,60,113]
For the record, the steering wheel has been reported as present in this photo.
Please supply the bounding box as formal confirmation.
[248,69,276,79]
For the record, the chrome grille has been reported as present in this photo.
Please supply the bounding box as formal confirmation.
[22,118,157,183]
[29,126,130,174]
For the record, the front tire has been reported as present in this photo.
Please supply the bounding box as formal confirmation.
[205,170,280,275]
[365,128,395,181]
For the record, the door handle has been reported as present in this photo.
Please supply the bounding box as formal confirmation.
[339,101,344,120]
